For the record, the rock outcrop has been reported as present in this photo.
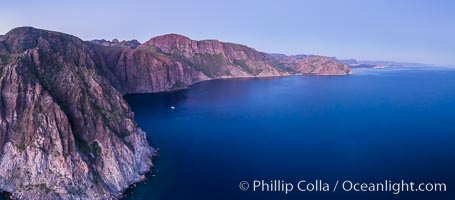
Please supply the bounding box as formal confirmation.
[274,55,352,75]
[0,27,352,199]
[294,56,352,75]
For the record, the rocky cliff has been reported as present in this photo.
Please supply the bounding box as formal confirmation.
[94,43,210,94]
[94,34,352,93]
[0,27,351,199]
[143,34,289,79]
[0,27,153,199]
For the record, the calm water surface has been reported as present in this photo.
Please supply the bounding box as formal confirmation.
[124,67,455,200]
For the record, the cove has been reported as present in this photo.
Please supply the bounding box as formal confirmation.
[124,67,455,200]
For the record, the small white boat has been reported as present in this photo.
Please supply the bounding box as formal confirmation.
[170,106,175,110]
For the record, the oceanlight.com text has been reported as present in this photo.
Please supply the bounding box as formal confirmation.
[239,179,447,195]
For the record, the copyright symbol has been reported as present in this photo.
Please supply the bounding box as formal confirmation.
[239,181,249,191]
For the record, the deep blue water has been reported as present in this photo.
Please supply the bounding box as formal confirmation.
[124,67,455,200]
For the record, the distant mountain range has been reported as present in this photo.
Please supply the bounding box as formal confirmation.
[338,59,430,68]
[91,39,141,49]
[270,53,431,68]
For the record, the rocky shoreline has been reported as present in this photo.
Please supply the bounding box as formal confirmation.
[0,27,352,199]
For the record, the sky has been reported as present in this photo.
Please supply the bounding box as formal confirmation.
[1,0,454,65]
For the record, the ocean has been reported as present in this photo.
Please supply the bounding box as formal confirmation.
[124,66,455,200]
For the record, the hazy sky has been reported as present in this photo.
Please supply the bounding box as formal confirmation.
[1,0,454,65]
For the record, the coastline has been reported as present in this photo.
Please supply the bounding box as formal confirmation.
[123,72,353,95]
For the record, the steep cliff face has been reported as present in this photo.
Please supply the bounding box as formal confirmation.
[94,34,352,93]
[0,27,153,199]
[96,45,209,93]
[143,34,289,78]
[92,34,296,94]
